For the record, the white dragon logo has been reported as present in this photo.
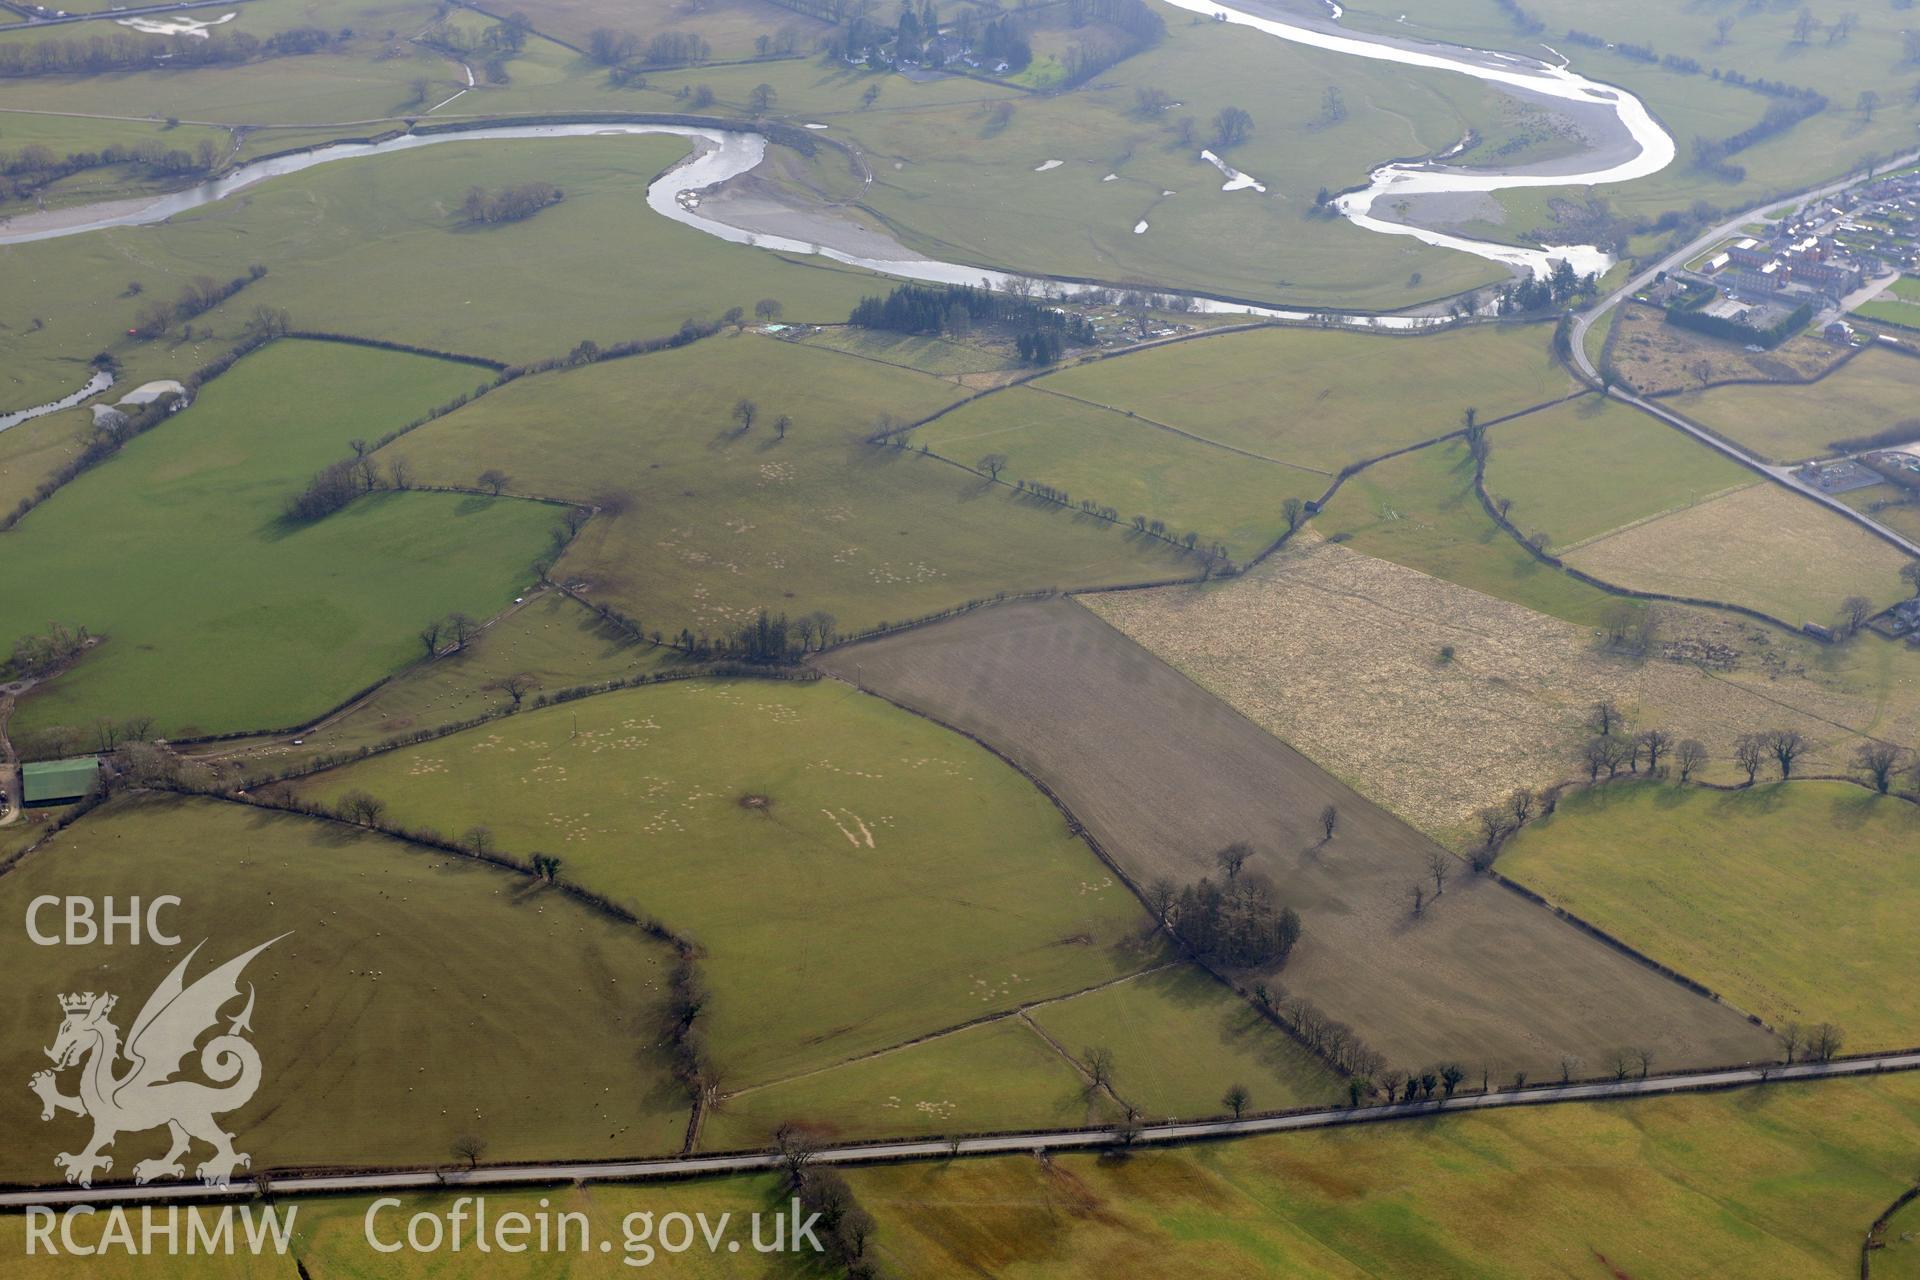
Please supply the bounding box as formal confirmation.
[28,936,283,1188]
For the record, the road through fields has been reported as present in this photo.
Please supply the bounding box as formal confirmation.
[4,1051,1914,1207]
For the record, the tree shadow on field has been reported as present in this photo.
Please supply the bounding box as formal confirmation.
[1572,394,1611,422]
[1712,781,1789,819]
[1650,780,1694,813]
[1825,786,1901,832]
[952,473,998,504]
[241,804,361,850]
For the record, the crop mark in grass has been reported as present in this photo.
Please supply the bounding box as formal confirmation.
[822,808,876,847]
[720,962,1181,1102]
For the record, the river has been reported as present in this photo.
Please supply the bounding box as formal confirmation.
[0,0,1675,419]
[0,369,114,434]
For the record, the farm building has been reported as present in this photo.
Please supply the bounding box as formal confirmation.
[20,757,101,807]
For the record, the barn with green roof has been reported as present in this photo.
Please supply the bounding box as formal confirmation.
[21,758,101,807]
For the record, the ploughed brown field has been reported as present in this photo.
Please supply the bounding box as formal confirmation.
[814,598,1778,1078]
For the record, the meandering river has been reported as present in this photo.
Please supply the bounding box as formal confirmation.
[0,0,1675,419]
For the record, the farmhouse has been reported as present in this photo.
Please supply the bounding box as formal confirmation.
[19,757,101,807]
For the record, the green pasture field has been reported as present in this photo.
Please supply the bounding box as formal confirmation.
[0,110,230,218]
[1889,276,1920,304]
[292,678,1165,1085]
[701,1018,1109,1150]
[1883,1195,1920,1278]
[505,0,829,59]
[0,135,885,407]
[383,331,1190,637]
[1838,490,1920,545]
[1484,394,1756,552]
[0,811,57,861]
[6,340,553,742]
[795,326,1018,377]
[1663,348,1920,462]
[0,405,82,516]
[0,36,453,125]
[912,385,1324,558]
[204,590,677,770]
[1582,303,1618,371]
[0,112,229,165]
[1033,323,1574,472]
[295,1182,797,1279]
[1857,298,1920,333]
[1314,438,1631,629]
[1025,964,1343,1120]
[0,793,689,1184]
[849,1074,1920,1279]
[590,51,1015,119]
[1499,780,1920,1051]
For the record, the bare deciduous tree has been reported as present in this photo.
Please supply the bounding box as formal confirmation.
[1840,595,1874,634]
[1581,736,1611,783]
[450,1135,487,1169]
[1766,728,1807,780]
[1222,1083,1250,1119]
[1215,841,1252,880]
[772,1123,814,1188]
[1211,104,1253,148]
[476,468,510,496]
[1587,699,1623,737]
[1853,741,1910,794]
[1637,728,1671,774]
[1318,804,1338,841]
[1425,850,1451,897]
[1082,1045,1116,1099]
[1734,733,1767,785]
[1675,738,1707,784]
[447,612,480,651]
[978,453,1009,480]
[732,398,758,433]
[494,671,536,709]
[1475,806,1509,850]
[338,789,385,827]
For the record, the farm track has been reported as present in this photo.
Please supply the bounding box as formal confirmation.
[812,597,1780,1078]
[5,1051,1915,1208]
